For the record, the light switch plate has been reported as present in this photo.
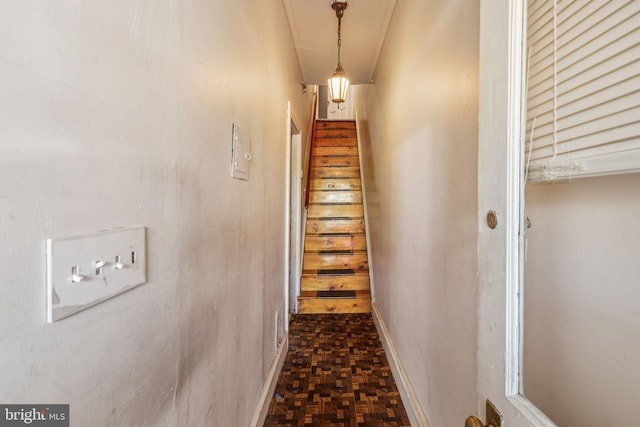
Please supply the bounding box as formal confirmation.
[231,123,251,180]
[46,227,146,323]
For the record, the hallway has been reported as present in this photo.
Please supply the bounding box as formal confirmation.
[0,1,481,425]
[264,314,410,426]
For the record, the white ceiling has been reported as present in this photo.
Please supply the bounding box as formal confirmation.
[282,0,397,85]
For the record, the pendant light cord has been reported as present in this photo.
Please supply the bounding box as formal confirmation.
[337,14,342,68]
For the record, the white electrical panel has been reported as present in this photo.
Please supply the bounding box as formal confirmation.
[231,123,251,180]
[46,227,147,323]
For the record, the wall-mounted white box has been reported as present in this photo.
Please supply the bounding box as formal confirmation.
[46,227,146,323]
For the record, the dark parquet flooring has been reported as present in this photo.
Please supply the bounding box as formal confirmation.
[263,313,411,427]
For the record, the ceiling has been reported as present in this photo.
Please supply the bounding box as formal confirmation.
[282,0,397,86]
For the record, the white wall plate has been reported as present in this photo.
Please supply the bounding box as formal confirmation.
[46,227,147,323]
[231,123,251,180]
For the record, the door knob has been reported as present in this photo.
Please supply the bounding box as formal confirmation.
[466,400,502,427]
[486,210,498,229]
[465,416,495,427]
[466,416,484,427]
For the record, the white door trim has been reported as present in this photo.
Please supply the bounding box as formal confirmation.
[286,101,303,320]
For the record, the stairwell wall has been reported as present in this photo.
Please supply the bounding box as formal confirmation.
[353,1,479,425]
[0,1,311,426]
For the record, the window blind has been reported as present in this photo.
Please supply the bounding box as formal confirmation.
[525,0,640,181]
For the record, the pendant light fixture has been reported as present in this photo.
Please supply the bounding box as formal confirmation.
[328,0,349,104]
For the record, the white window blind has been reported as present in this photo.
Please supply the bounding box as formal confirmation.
[525,0,640,181]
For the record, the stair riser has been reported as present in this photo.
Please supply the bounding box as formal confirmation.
[306,219,365,234]
[314,138,357,147]
[314,129,357,138]
[315,121,356,130]
[298,298,371,314]
[311,156,359,167]
[310,179,361,191]
[304,234,367,251]
[307,204,364,218]
[312,146,358,157]
[309,191,362,204]
[311,167,360,179]
[302,254,369,271]
[301,275,370,291]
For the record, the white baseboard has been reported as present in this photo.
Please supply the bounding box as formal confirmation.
[372,303,431,427]
[248,336,289,427]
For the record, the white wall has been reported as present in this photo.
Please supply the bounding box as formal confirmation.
[0,1,311,426]
[353,0,480,425]
[523,173,640,426]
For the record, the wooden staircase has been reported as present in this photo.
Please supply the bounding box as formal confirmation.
[298,120,371,313]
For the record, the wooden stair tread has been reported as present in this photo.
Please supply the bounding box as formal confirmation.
[304,245,367,254]
[314,138,357,147]
[311,167,360,178]
[316,232,365,236]
[302,251,368,266]
[312,146,359,157]
[314,268,358,275]
[314,129,357,138]
[308,190,362,204]
[305,218,365,234]
[298,297,370,314]
[304,235,367,251]
[312,154,359,160]
[298,301,371,314]
[311,156,359,167]
[313,135,357,139]
[304,249,368,254]
[315,120,356,129]
[310,178,361,190]
[299,290,370,298]
[302,268,369,276]
[300,275,370,291]
[307,204,364,219]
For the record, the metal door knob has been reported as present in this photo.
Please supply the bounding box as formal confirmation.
[466,416,495,427]
[466,416,485,427]
[486,210,498,229]
[466,400,502,427]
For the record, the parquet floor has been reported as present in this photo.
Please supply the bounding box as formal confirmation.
[263,313,411,427]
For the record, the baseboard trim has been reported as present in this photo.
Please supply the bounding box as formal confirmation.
[372,303,431,427]
[248,336,288,427]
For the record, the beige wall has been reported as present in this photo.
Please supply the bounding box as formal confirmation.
[353,0,480,425]
[523,173,640,426]
[0,1,311,426]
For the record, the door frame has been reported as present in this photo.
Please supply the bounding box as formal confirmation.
[476,0,555,425]
[285,101,303,322]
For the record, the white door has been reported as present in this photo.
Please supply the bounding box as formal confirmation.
[475,0,555,425]
[327,88,353,120]
[288,121,302,315]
